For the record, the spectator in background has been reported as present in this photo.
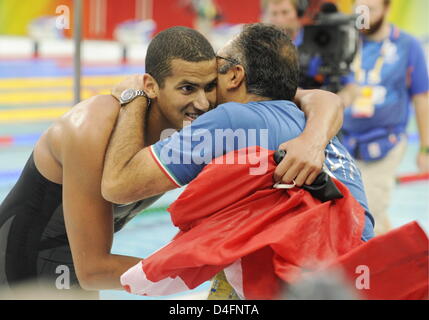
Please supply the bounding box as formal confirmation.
[342,0,429,235]
[262,0,303,41]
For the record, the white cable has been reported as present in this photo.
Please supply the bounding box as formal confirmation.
[273,180,296,189]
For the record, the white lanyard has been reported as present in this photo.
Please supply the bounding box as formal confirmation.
[352,36,392,85]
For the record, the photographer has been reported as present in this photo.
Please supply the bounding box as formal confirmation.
[263,0,359,106]
[342,0,429,235]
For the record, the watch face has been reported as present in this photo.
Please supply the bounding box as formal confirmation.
[121,89,135,102]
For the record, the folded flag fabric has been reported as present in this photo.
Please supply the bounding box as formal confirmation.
[325,221,428,300]
[121,147,367,299]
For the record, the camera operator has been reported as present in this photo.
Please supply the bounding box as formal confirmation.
[263,0,359,106]
[341,0,429,236]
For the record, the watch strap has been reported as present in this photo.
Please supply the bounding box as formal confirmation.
[120,89,148,106]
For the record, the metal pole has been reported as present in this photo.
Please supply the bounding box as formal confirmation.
[73,0,82,105]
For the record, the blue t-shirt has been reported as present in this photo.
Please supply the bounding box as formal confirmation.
[151,100,373,228]
[343,26,429,135]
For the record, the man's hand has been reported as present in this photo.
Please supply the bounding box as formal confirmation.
[273,134,325,186]
[111,74,144,101]
[276,89,343,186]
[417,151,429,173]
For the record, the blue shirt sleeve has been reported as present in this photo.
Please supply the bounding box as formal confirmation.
[407,37,429,96]
[151,106,233,186]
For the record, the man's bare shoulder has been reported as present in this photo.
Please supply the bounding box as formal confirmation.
[61,95,119,133]
[53,95,120,158]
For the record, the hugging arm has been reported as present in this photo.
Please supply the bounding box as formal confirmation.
[274,89,344,186]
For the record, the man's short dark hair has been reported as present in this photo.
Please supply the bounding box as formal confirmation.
[221,23,299,101]
[145,26,216,87]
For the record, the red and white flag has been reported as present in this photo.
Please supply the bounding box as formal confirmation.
[121,147,428,299]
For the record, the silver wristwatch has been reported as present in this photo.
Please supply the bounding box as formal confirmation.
[119,89,147,106]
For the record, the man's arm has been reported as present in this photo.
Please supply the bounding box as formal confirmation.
[274,89,345,186]
[413,92,429,172]
[407,37,429,173]
[61,102,143,290]
[337,83,360,109]
[101,97,177,204]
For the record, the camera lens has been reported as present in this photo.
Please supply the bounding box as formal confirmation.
[315,30,331,48]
